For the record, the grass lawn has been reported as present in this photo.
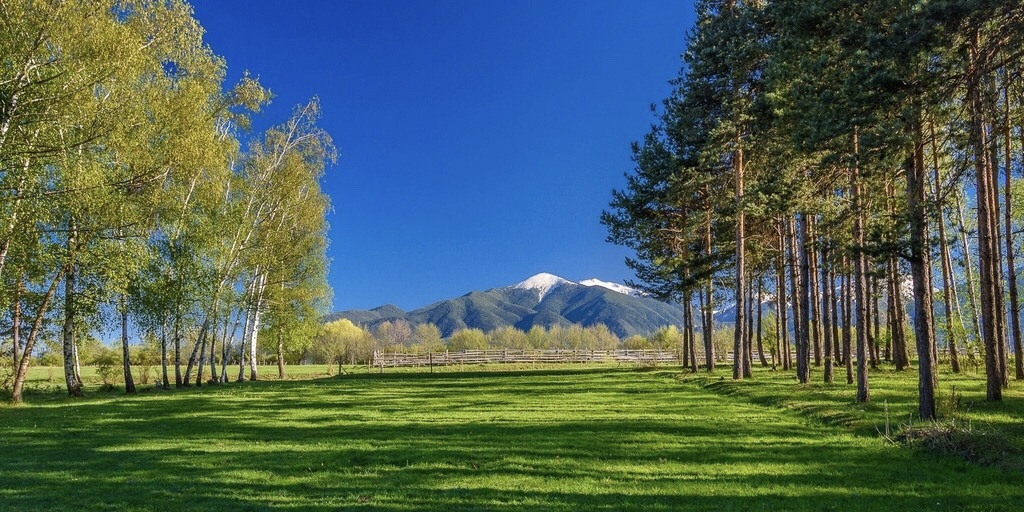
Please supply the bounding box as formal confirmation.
[1,365,1021,511]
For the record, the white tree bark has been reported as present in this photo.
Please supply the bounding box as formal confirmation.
[247,271,267,380]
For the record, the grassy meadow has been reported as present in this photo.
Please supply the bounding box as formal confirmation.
[1,364,1022,511]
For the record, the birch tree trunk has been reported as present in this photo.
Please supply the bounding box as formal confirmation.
[161,322,170,389]
[249,271,268,381]
[11,279,22,370]
[62,253,84,398]
[276,331,286,379]
[121,294,136,393]
[10,270,65,404]
[173,313,182,388]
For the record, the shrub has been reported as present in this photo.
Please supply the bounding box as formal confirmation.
[93,349,121,390]
[895,420,1020,470]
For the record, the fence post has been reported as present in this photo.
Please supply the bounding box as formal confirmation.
[429,352,433,374]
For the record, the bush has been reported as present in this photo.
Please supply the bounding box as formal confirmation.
[93,349,121,390]
[895,420,1020,470]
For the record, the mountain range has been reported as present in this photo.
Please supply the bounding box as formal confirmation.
[325,273,686,338]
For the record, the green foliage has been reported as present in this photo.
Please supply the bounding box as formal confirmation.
[648,325,683,350]
[312,319,373,365]
[623,335,651,350]
[447,328,488,351]
[0,1,336,401]
[92,349,121,389]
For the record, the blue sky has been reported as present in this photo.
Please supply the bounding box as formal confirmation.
[191,1,696,311]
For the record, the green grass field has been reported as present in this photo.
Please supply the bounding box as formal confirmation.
[1,365,1021,511]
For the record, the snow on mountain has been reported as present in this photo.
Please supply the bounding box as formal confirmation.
[580,278,643,297]
[513,273,573,300]
[512,273,645,300]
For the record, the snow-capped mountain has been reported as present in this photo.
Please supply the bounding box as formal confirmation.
[514,273,643,298]
[326,272,683,338]
[579,278,643,297]
[513,272,573,300]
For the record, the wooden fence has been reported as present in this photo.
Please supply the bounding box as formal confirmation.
[371,348,688,369]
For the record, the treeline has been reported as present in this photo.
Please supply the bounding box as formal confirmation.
[310,319,730,367]
[1,1,333,403]
[603,1,1024,419]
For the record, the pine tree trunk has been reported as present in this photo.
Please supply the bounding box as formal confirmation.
[756,277,767,367]
[732,138,747,380]
[842,261,854,385]
[703,203,715,372]
[744,273,753,377]
[682,301,690,369]
[931,118,962,372]
[686,292,698,372]
[775,232,789,371]
[821,245,834,384]
[908,137,938,420]
[969,32,1002,401]
[788,216,802,375]
[808,218,823,368]
[1003,84,1023,380]
[988,75,1009,388]
[853,130,870,402]
[797,214,812,384]
[888,253,909,370]
[828,260,842,376]
[871,274,882,367]
[954,187,984,358]
[121,294,136,394]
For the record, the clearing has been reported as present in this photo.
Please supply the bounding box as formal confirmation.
[1,367,1020,510]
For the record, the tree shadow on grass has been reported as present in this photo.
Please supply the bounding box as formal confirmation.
[1,369,1021,511]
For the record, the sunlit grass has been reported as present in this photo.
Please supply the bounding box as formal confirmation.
[1,366,1021,510]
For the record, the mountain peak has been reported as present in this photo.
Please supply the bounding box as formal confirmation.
[513,273,572,300]
[580,278,643,297]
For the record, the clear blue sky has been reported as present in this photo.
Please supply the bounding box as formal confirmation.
[191,1,697,312]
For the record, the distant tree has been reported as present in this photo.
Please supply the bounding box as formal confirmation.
[412,323,445,354]
[448,329,488,351]
[313,319,368,373]
[488,326,529,350]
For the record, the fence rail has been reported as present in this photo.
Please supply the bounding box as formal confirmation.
[371,348,690,368]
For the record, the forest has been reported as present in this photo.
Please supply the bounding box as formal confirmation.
[0,1,334,404]
[603,0,1024,420]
